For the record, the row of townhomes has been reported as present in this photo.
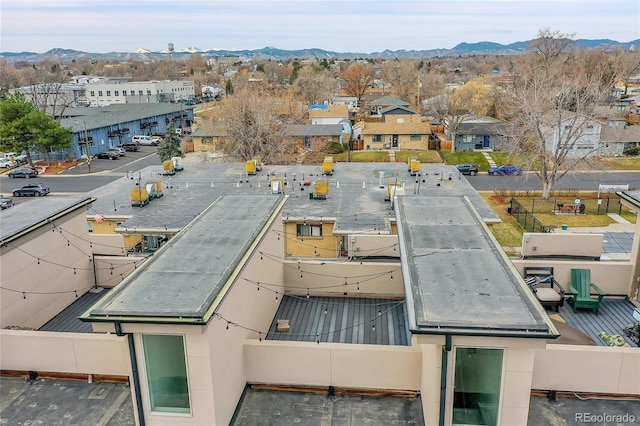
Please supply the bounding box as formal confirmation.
[1,157,639,425]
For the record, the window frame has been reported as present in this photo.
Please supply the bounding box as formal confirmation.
[296,223,322,237]
[141,334,191,415]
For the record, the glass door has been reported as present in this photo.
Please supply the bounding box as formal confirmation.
[452,347,503,426]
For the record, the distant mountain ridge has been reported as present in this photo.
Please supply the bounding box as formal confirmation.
[1,38,637,63]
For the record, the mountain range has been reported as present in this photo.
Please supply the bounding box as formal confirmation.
[1,39,637,64]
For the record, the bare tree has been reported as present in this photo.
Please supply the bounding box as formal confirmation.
[217,88,305,163]
[380,59,419,103]
[293,66,337,105]
[422,87,473,152]
[339,63,375,100]
[502,29,618,199]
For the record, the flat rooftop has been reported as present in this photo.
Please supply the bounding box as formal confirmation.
[88,161,500,235]
[0,196,93,244]
[396,196,557,338]
[84,194,283,322]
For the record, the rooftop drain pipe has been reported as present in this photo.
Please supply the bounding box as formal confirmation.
[439,334,452,426]
[115,322,146,426]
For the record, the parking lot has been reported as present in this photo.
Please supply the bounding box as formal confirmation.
[58,145,160,175]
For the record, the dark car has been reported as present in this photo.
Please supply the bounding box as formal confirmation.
[121,142,139,152]
[456,163,479,176]
[488,164,523,175]
[8,167,39,178]
[96,151,119,160]
[0,197,13,209]
[12,183,50,197]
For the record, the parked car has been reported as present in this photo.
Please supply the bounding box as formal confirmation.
[12,183,50,197]
[0,197,13,209]
[488,164,523,175]
[121,142,139,152]
[132,135,160,146]
[456,163,479,176]
[96,151,119,160]
[1,158,16,169]
[107,147,126,157]
[8,167,38,178]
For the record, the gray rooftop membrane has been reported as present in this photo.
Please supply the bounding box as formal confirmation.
[88,162,499,236]
[86,194,283,320]
[0,196,93,243]
[396,196,556,337]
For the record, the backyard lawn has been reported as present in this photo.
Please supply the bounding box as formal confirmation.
[481,190,637,252]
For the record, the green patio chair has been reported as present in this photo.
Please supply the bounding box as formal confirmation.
[568,268,605,314]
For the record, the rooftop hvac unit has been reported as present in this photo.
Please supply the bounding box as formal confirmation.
[271,177,285,194]
[310,180,329,200]
[145,235,159,250]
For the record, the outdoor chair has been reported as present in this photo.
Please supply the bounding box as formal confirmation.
[524,267,565,312]
[568,268,605,314]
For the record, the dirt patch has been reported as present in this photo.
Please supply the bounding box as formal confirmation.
[39,160,80,175]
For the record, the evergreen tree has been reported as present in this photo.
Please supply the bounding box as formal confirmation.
[157,124,183,162]
[0,92,72,166]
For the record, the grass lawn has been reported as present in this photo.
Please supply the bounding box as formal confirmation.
[599,156,640,170]
[481,191,637,252]
[440,152,488,168]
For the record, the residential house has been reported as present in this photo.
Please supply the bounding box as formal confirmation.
[369,94,410,116]
[1,163,638,426]
[354,109,431,150]
[451,115,508,152]
[542,113,601,157]
[332,96,359,112]
[285,124,348,151]
[309,104,349,125]
[191,122,227,153]
[598,125,640,156]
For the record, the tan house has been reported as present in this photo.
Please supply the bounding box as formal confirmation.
[309,104,349,125]
[354,109,431,150]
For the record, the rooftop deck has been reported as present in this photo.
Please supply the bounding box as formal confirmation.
[556,297,639,347]
[266,295,410,345]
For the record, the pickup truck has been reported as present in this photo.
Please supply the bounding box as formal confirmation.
[2,152,27,165]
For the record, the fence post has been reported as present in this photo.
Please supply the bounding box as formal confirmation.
[531,197,535,215]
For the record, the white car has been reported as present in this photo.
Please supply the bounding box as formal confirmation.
[131,135,160,146]
[0,158,16,169]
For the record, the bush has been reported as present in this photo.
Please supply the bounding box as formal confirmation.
[623,147,640,156]
[326,142,345,154]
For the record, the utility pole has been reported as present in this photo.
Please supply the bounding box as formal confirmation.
[84,121,92,173]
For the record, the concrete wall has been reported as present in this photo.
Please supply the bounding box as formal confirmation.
[520,233,604,259]
[0,329,129,376]
[347,234,399,258]
[532,344,640,394]
[0,210,94,329]
[244,340,422,390]
[282,260,404,297]
[512,259,634,296]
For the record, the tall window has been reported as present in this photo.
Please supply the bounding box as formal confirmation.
[142,334,190,414]
[297,224,322,237]
[452,347,503,426]
[304,136,311,149]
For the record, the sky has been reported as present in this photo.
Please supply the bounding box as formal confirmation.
[1,0,639,54]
